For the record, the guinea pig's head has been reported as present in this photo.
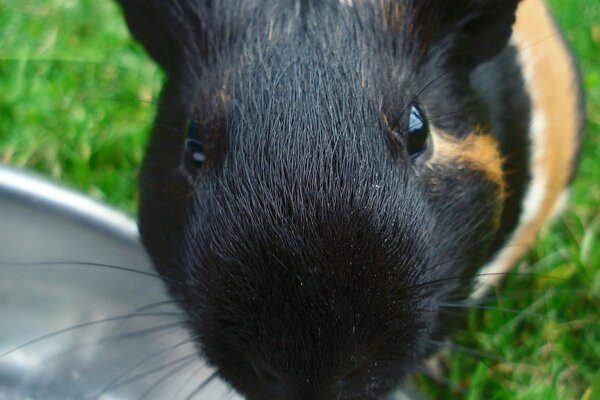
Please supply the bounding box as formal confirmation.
[117,0,518,398]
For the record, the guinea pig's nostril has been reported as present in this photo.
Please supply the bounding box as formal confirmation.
[251,361,289,397]
[336,359,371,391]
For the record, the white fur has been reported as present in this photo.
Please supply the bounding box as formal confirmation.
[550,189,570,221]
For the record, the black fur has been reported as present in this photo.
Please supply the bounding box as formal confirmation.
[117,1,520,399]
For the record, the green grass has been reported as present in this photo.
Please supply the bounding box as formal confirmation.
[0,0,161,213]
[0,1,598,399]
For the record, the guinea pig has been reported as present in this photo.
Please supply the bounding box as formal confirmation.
[115,0,585,399]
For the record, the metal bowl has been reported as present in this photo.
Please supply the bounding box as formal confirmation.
[0,166,235,399]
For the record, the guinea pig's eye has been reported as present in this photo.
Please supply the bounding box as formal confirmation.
[406,104,429,159]
[184,120,207,166]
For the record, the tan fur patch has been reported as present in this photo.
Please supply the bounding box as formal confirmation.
[429,129,505,191]
[428,129,506,227]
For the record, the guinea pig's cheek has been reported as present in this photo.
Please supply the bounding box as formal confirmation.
[427,129,507,221]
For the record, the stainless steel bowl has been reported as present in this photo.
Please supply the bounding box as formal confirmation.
[0,166,424,400]
[0,166,236,400]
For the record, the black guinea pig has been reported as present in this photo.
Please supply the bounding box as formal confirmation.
[115,0,585,399]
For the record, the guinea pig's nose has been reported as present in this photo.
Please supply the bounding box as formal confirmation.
[251,361,289,397]
[334,359,371,393]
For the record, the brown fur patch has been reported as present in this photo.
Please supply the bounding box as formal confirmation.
[429,128,505,191]
[428,128,506,226]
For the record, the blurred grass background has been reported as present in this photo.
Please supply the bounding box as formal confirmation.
[0,0,598,399]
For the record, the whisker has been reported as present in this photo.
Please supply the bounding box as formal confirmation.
[425,106,538,126]
[172,363,209,400]
[3,259,168,281]
[126,299,182,315]
[99,321,186,344]
[427,340,507,364]
[438,302,545,319]
[413,271,568,290]
[112,299,184,332]
[516,13,600,57]
[145,143,188,149]
[219,389,235,400]
[36,321,187,372]
[95,338,195,398]
[390,71,453,131]
[96,353,199,395]
[492,290,557,337]
[183,371,218,400]
[477,286,600,302]
[425,110,467,124]
[0,56,150,69]
[88,96,159,107]
[140,358,202,400]
[153,122,185,134]
[413,364,462,392]
[0,312,182,359]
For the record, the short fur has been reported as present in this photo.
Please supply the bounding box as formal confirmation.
[115,0,583,399]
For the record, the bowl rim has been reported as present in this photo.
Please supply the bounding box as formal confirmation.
[0,165,139,243]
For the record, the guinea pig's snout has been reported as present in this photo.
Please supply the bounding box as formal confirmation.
[249,358,373,400]
[334,358,371,394]
[250,361,290,398]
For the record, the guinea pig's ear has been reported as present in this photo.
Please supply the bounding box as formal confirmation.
[114,0,203,73]
[410,0,521,68]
